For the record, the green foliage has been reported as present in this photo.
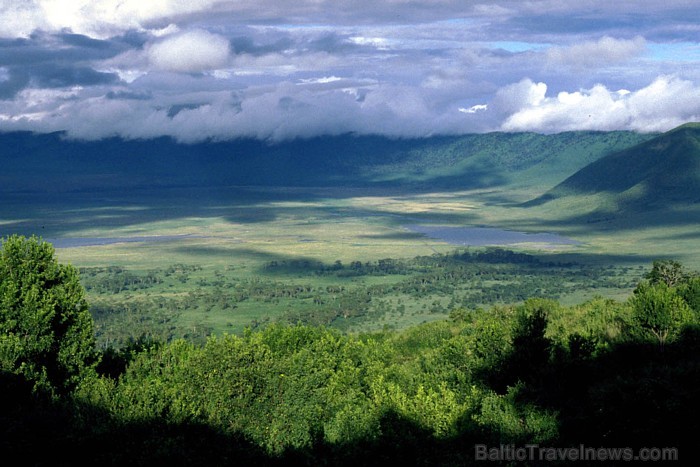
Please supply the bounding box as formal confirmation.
[96,334,163,379]
[473,384,558,444]
[646,259,687,287]
[565,333,597,362]
[499,299,555,387]
[368,376,471,439]
[82,249,639,347]
[0,235,97,394]
[457,307,514,383]
[629,281,694,350]
[4,249,700,463]
[105,325,378,455]
[547,296,632,352]
[678,276,700,314]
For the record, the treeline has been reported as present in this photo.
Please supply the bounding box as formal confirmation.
[81,248,640,348]
[263,248,550,276]
[79,264,200,294]
[1,236,699,465]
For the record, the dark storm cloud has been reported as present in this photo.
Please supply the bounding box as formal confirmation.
[0,69,28,99]
[0,31,125,97]
[0,64,118,99]
[30,63,118,88]
[0,32,129,65]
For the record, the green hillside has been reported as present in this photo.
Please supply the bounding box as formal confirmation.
[0,130,652,195]
[530,123,700,212]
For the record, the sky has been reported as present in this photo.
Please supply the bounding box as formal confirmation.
[0,0,699,142]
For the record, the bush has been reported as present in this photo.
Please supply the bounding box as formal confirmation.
[0,235,97,394]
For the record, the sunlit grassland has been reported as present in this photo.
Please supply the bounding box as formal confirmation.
[48,188,482,269]
[21,184,696,275]
[3,185,693,343]
[13,183,694,272]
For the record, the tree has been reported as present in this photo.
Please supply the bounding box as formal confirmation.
[678,276,700,314]
[493,299,554,390]
[512,300,553,365]
[0,235,97,394]
[630,281,693,351]
[646,260,686,287]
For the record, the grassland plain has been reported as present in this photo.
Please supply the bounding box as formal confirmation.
[2,128,697,345]
[15,185,646,346]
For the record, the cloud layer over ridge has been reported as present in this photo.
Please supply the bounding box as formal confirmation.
[0,1,699,141]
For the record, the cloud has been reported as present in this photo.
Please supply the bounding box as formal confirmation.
[0,0,226,39]
[0,2,698,141]
[0,32,128,66]
[146,30,231,73]
[1,72,699,141]
[0,76,471,141]
[0,32,124,98]
[500,76,700,133]
[297,76,343,85]
[546,36,647,70]
[0,2,47,38]
[459,104,487,114]
[3,1,698,40]
[493,78,547,115]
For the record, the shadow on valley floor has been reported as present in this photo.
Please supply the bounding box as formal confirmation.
[647,230,700,241]
[487,202,700,237]
[172,246,336,275]
[1,185,482,242]
[1,186,453,237]
[1,187,309,236]
[4,182,700,273]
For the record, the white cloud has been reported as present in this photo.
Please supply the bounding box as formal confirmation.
[493,78,547,115]
[0,77,472,141]
[348,36,392,50]
[459,104,487,114]
[0,2,699,141]
[501,76,700,133]
[625,76,700,131]
[229,51,343,77]
[298,76,343,85]
[147,30,231,73]
[0,1,459,39]
[2,74,698,142]
[0,0,225,38]
[150,24,181,37]
[0,2,40,37]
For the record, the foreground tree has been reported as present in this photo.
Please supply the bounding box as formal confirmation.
[629,281,693,351]
[0,235,97,394]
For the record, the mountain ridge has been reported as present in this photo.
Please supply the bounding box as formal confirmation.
[0,130,653,195]
[527,123,700,212]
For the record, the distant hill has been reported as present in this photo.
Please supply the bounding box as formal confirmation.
[0,131,652,195]
[527,123,700,213]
